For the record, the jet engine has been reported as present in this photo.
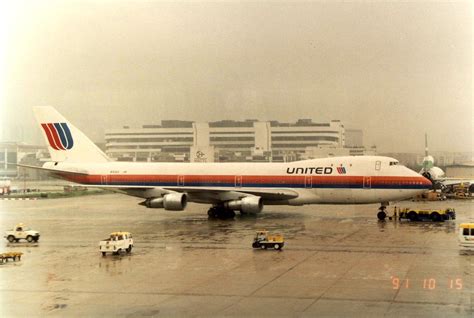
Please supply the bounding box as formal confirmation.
[224,196,263,214]
[141,193,188,211]
[421,166,445,183]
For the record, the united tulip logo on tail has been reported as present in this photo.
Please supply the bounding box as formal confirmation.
[41,123,74,150]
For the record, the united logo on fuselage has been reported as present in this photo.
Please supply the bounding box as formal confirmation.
[40,123,74,150]
[286,167,333,174]
[337,167,347,174]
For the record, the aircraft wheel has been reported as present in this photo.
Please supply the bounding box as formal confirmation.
[377,211,386,221]
[208,208,219,218]
[214,208,235,219]
[225,210,236,219]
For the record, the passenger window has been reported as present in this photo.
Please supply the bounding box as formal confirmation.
[463,228,469,235]
[375,161,381,171]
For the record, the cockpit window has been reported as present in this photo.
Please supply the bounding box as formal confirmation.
[389,161,399,166]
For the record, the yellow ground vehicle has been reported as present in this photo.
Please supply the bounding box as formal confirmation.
[252,230,284,250]
[459,223,474,250]
[453,184,471,199]
[398,207,456,222]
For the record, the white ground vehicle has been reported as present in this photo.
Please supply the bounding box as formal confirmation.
[459,223,474,251]
[4,224,40,243]
[99,232,133,256]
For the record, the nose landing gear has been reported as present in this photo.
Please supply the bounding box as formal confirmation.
[377,204,388,221]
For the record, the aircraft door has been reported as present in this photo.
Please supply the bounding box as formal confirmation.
[235,175,242,188]
[363,176,371,189]
[375,161,381,171]
[305,176,312,188]
[177,175,185,186]
[100,175,108,185]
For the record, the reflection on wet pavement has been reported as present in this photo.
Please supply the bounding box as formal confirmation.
[0,194,472,317]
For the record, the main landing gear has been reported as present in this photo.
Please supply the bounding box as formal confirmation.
[377,203,388,221]
[207,206,236,219]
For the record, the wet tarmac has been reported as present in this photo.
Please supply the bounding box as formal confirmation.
[0,194,473,317]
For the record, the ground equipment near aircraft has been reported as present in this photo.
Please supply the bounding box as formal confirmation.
[252,230,284,250]
[99,232,133,256]
[412,190,446,201]
[4,224,40,243]
[459,223,474,251]
[398,207,456,222]
[0,252,23,263]
[453,183,472,199]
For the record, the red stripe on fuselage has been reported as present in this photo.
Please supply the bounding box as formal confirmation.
[54,173,430,187]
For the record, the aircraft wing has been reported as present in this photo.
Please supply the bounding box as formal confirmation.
[102,185,298,202]
[163,186,298,202]
[438,178,474,186]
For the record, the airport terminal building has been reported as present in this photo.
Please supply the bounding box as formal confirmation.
[105,119,354,162]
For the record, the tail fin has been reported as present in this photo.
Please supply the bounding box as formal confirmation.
[33,106,110,163]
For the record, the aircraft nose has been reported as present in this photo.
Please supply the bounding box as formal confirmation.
[420,176,432,189]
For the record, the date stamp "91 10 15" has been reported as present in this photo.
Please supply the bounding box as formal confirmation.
[391,276,463,290]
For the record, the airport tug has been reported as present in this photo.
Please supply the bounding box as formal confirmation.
[396,207,455,222]
[99,232,134,256]
[252,230,284,250]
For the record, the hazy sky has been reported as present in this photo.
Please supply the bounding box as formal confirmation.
[0,1,472,153]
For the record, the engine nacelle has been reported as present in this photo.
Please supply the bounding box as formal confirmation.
[144,197,164,208]
[142,193,188,211]
[163,193,187,211]
[421,166,445,182]
[224,196,263,214]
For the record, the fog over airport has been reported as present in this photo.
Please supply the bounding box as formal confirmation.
[0,1,472,153]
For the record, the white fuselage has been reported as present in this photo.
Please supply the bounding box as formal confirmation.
[45,156,431,205]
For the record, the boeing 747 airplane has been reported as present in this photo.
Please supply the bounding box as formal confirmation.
[20,106,432,220]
